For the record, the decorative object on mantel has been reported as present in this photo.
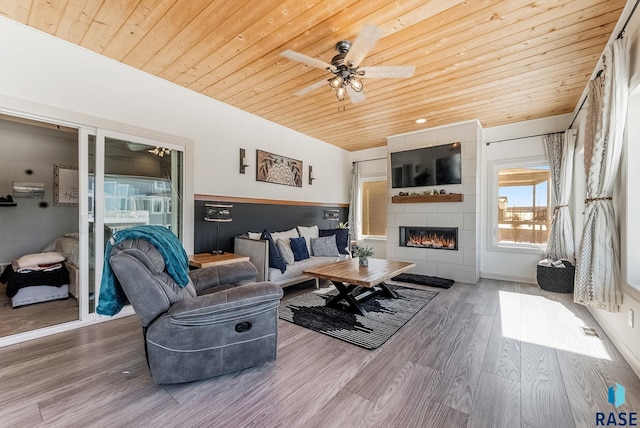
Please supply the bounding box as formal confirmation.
[239,148,249,174]
[440,189,447,194]
[204,203,232,255]
[352,245,374,267]
[257,149,302,187]
[392,193,463,204]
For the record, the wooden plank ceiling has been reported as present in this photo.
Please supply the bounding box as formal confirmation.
[0,0,627,152]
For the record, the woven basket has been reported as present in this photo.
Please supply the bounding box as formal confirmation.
[536,260,575,293]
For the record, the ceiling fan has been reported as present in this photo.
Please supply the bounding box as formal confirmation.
[280,24,415,103]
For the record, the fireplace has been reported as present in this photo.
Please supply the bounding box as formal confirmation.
[399,226,458,250]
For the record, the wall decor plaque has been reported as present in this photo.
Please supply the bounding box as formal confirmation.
[54,165,79,206]
[256,150,302,187]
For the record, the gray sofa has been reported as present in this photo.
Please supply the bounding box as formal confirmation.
[234,236,348,288]
[108,237,283,384]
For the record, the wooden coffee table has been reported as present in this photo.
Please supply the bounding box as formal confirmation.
[303,258,416,316]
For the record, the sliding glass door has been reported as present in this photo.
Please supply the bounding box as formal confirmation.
[85,131,184,315]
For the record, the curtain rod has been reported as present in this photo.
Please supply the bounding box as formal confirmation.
[568,0,640,129]
[485,133,550,146]
[352,157,387,163]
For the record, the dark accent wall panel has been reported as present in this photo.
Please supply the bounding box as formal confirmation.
[194,200,348,254]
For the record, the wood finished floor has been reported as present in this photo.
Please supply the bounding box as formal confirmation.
[2,278,639,427]
[0,283,79,337]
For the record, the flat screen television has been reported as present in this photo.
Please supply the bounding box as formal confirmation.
[391,142,462,188]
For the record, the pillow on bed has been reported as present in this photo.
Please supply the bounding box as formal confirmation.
[16,252,65,268]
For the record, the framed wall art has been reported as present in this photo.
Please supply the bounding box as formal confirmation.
[256,150,303,187]
[54,165,79,206]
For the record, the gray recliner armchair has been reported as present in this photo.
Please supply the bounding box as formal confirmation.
[108,238,283,384]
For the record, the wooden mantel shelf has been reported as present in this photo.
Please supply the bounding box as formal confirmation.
[391,193,464,204]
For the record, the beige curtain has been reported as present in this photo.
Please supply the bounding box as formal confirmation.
[543,130,576,262]
[574,37,628,312]
[347,162,360,246]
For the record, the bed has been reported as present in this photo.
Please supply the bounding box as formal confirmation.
[42,233,82,298]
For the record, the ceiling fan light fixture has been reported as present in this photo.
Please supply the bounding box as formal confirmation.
[329,75,343,89]
[281,24,414,104]
[349,77,363,92]
[149,146,171,157]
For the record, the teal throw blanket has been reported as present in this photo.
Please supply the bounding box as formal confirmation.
[96,225,189,316]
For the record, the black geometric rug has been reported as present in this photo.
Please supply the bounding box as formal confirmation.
[279,285,438,350]
[391,273,455,289]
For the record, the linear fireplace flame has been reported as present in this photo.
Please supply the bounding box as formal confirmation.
[399,226,458,250]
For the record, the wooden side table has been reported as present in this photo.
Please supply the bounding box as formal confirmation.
[188,252,250,269]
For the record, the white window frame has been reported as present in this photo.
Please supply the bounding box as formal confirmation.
[359,176,387,240]
[623,80,640,297]
[487,156,549,254]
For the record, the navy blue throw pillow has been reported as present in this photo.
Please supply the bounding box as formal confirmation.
[319,228,350,255]
[289,237,310,261]
[261,229,286,273]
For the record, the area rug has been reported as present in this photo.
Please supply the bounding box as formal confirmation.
[279,285,438,350]
[391,273,455,289]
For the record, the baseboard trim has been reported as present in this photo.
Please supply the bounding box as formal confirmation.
[588,308,640,379]
[480,271,536,285]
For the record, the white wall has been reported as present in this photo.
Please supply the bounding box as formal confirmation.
[0,119,79,262]
[481,114,572,283]
[0,17,350,210]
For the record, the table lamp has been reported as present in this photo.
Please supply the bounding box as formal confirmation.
[323,209,340,229]
[204,203,232,254]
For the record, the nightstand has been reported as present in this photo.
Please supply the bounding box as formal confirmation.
[188,252,250,269]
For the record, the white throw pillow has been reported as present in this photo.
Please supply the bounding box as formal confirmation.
[276,239,295,265]
[270,227,300,243]
[248,232,262,240]
[297,225,319,254]
[16,251,65,268]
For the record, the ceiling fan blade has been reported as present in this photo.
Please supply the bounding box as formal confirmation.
[280,50,336,72]
[344,24,383,68]
[347,86,366,104]
[359,65,416,79]
[294,79,328,96]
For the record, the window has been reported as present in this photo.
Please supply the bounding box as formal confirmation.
[361,179,387,237]
[490,159,550,251]
[625,84,640,291]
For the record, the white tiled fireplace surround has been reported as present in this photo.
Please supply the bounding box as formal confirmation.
[386,120,481,284]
